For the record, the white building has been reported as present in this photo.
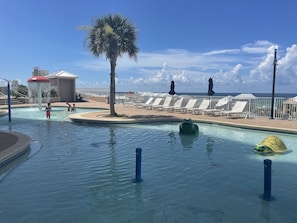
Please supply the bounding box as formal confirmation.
[46,71,78,102]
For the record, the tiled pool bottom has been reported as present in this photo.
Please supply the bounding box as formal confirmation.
[0,118,296,223]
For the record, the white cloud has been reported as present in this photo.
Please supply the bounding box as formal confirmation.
[203,49,240,56]
[242,40,275,54]
[277,44,297,85]
[74,41,297,93]
[249,45,278,82]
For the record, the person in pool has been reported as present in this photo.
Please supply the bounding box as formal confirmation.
[45,102,51,119]
[71,104,76,112]
[66,102,72,111]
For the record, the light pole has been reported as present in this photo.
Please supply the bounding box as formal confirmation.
[0,78,11,122]
[270,49,277,119]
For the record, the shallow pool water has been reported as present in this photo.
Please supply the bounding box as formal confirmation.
[0,109,296,223]
[8,106,104,121]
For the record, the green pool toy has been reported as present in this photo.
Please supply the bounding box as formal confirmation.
[179,119,199,135]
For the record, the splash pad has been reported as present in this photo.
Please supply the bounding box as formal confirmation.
[27,76,51,110]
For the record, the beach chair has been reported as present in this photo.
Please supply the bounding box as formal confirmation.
[135,97,154,108]
[203,96,232,116]
[154,96,173,110]
[163,97,184,112]
[175,99,197,113]
[221,101,247,118]
[190,99,210,114]
[145,97,163,109]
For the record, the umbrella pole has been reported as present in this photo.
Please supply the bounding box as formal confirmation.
[248,99,251,118]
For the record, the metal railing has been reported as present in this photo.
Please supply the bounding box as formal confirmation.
[12,90,28,98]
[2,88,296,120]
[118,94,297,120]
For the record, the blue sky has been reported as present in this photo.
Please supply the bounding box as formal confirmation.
[1,0,297,94]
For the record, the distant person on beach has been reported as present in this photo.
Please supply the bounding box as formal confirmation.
[66,102,72,111]
[45,102,51,119]
[71,104,76,112]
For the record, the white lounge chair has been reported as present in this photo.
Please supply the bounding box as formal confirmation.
[221,101,247,118]
[175,99,197,113]
[153,96,172,110]
[163,97,184,112]
[190,99,210,114]
[146,97,163,110]
[203,96,232,116]
[135,97,154,108]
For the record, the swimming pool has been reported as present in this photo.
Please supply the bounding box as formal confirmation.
[0,110,296,223]
[7,106,105,121]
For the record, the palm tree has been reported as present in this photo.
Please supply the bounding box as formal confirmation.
[84,14,138,116]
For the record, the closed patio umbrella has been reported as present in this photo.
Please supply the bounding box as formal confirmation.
[169,80,176,95]
[208,78,215,96]
[207,77,215,108]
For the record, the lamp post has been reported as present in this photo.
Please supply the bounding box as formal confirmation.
[270,49,277,119]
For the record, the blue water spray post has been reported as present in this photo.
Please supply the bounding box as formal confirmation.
[261,159,275,201]
[133,148,143,183]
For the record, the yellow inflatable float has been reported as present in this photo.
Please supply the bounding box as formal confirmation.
[254,135,288,154]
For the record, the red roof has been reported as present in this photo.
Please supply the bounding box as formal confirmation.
[27,76,50,82]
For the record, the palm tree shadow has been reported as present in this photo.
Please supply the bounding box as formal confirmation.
[108,127,117,179]
[206,136,214,159]
[206,136,221,167]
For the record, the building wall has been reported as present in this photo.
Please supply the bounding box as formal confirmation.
[32,67,49,76]
[58,79,75,102]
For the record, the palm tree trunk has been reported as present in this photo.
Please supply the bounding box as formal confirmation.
[109,60,116,116]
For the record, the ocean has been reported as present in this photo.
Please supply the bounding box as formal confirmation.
[177,92,296,98]
[79,88,295,99]
[121,92,296,99]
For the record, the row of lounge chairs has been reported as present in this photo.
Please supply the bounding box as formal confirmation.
[134,96,248,118]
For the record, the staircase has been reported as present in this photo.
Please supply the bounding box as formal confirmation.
[0,97,27,105]
[0,91,28,105]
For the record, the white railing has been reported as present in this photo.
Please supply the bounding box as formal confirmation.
[76,88,109,97]
[12,90,28,98]
[2,89,296,120]
[120,94,297,120]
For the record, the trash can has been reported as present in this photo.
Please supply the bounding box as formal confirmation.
[106,96,109,104]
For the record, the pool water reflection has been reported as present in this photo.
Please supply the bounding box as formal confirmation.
[0,110,296,223]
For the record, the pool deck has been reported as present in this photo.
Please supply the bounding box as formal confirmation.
[0,131,31,166]
[0,100,296,166]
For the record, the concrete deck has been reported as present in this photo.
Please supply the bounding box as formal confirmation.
[0,131,31,166]
[0,100,296,168]
[65,101,297,134]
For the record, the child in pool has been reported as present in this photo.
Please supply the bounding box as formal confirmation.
[71,104,76,112]
[45,103,51,119]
